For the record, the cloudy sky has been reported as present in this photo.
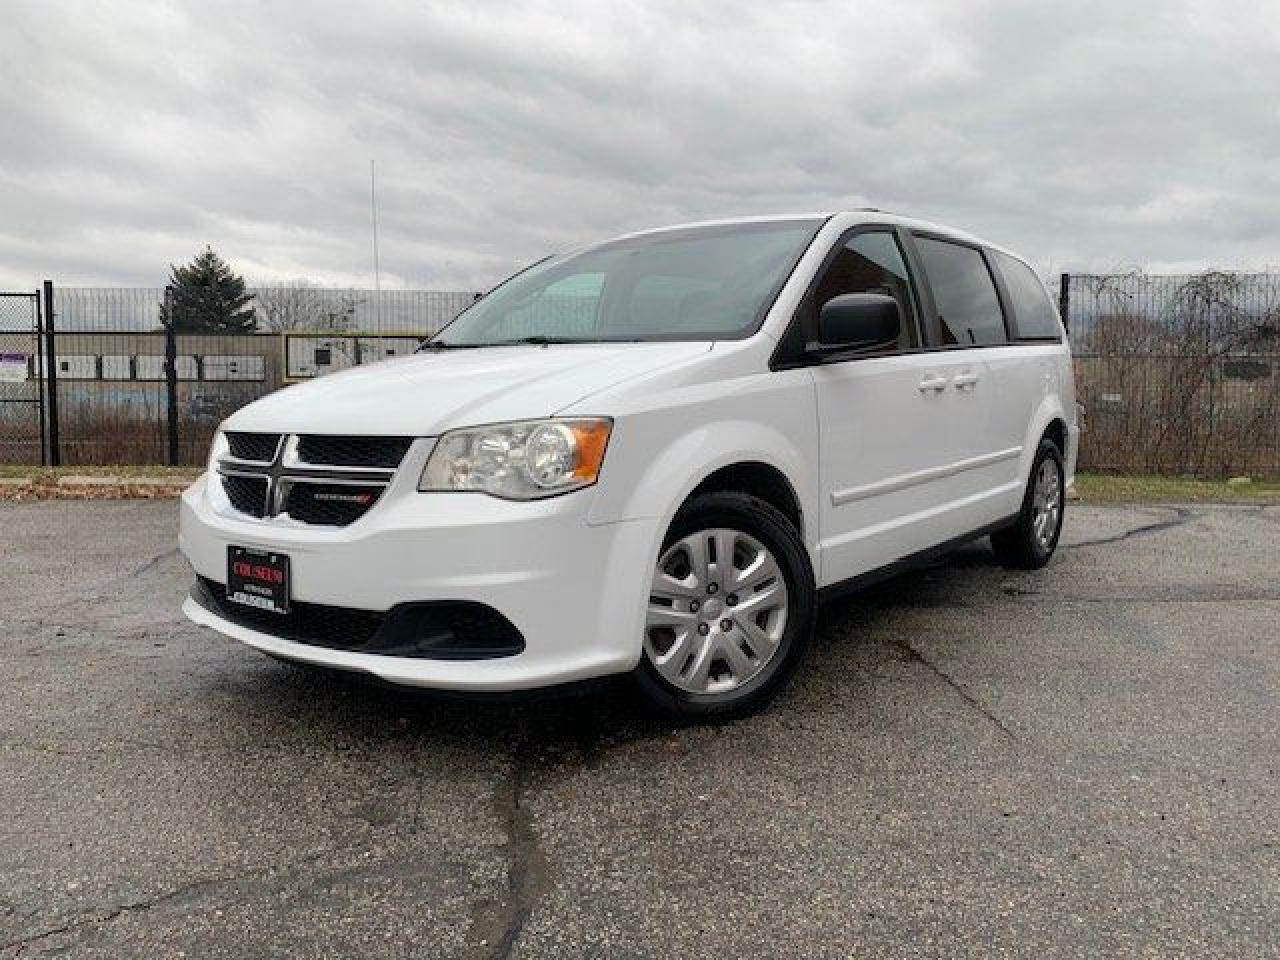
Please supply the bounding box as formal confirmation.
[2,0,1277,291]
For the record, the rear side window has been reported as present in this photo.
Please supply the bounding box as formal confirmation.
[991,251,1062,340]
[914,237,1006,346]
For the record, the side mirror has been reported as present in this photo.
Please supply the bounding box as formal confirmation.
[809,293,901,355]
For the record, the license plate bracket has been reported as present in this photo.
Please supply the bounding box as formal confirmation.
[226,546,290,614]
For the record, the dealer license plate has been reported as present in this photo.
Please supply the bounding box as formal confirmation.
[226,546,290,614]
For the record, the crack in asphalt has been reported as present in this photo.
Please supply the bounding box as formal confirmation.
[470,744,552,960]
[125,546,181,580]
[3,547,183,623]
[1063,507,1194,549]
[463,708,615,959]
[75,545,183,607]
[895,639,1017,742]
[2,873,229,955]
[1,848,398,955]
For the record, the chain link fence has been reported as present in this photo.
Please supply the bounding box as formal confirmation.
[1063,272,1280,478]
[6,275,1280,477]
[0,285,477,467]
[0,291,45,464]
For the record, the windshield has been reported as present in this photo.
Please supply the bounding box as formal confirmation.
[429,219,824,346]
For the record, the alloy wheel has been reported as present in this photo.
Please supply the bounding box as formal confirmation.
[1031,458,1063,550]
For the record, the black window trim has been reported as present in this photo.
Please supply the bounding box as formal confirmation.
[771,225,1069,370]
[770,224,928,370]
[986,248,1065,344]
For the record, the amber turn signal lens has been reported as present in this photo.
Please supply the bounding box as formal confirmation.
[569,419,612,481]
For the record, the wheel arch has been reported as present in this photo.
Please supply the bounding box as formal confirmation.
[687,461,805,540]
[1020,396,1072,486]
[1042,417,1067,456]
[587,417,820,576]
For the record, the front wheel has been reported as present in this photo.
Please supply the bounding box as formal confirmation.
[633,492,815,720]
[991,439,1066,569]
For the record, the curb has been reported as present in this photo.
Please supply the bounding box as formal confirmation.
[59,475,191,488]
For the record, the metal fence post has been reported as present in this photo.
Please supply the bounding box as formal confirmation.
[42,280,60,467]
[163,285,180,465]
[1059,273,1071,333]
[34,288,47,467]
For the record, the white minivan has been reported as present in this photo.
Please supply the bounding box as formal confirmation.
[180,211,1078,718]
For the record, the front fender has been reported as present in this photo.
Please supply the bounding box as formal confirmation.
[585,369,820,573]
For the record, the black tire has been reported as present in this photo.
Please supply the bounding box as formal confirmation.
[991,438,1066,570]
[632,492,816,720]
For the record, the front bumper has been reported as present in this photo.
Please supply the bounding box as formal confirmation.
[179,474,657,691]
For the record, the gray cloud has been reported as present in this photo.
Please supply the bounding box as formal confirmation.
[2,0,1277,290]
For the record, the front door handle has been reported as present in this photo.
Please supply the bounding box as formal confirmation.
[918,375,948,392]
[952,372,980,389]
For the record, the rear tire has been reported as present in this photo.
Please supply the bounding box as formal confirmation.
[633,492,815,720]
[991,439,1065,570]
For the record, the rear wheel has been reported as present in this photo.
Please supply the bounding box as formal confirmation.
[633,492,815,719]
[991,439,1065,569]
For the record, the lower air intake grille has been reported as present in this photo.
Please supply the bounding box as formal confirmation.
[222,475,268,517]
[192,578,525,659]
[283,483,385,526]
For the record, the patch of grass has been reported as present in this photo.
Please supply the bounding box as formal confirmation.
[0,465,203,480]
[1075,472,1280,504]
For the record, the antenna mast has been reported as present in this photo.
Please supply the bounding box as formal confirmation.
[370,159,381,324]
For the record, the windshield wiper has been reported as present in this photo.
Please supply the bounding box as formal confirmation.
[420,335,646,350]
[416,340,485,351]
[417,337,576,351]
[493,335,589,346]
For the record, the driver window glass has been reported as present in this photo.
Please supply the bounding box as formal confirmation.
[811,232,918,350]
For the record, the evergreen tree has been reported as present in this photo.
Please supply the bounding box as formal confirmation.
[159,246,257,332]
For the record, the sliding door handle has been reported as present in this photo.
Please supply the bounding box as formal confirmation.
[952,372,980,389]
[918,375,948,392]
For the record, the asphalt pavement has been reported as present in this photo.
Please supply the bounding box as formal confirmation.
[1,499,1277,958]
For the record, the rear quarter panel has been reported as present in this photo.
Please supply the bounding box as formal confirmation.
[1010,342,1077,488]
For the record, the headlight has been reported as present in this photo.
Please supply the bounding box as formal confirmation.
[419,418,612,499]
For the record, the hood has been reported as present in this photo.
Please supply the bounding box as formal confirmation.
[223,341,713,435]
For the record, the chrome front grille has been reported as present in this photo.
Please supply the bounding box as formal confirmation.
[225,431,282,463]
[295,435,413,469]
[216,433,414,526]
[222,474,270,517]
[283,481,388,526]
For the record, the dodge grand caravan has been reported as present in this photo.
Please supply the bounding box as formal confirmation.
[180,212,1078,717]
